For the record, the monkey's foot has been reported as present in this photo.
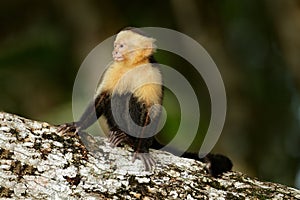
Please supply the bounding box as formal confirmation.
[57,122,79,136]
[108,131,128,147]
[133,152,156,171]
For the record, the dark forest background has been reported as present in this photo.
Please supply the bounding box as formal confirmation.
[1,0,300,188]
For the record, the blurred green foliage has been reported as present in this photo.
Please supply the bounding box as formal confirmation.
[0,0,300,188]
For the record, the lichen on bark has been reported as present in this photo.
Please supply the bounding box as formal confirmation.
[0,112,300,199]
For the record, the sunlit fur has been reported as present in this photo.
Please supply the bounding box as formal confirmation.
[97,30,162,107]
[113,30,156,65]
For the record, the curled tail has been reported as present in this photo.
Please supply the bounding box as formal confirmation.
[151,138,232,177]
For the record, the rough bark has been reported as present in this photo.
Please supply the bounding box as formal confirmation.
[0,112,299,199]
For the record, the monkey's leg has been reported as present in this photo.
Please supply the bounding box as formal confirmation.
[107,130,155,170]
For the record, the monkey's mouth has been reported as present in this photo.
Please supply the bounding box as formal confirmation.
[113,56,124,61]
[112,53,124,61]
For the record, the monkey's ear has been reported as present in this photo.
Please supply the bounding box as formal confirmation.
[151,38,157,53]
[149,38,157,50]
[142,37,156,56]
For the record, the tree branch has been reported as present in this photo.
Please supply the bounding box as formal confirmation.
[0,112,299,199]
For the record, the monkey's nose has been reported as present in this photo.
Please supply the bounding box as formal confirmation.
[112,51,118,58]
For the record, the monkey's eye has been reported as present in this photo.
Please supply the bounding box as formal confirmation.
[119,44,125,48]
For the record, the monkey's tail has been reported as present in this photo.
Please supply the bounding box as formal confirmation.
[151,138,233,177]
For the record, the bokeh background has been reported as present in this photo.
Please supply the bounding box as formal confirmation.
[1,0,300,188]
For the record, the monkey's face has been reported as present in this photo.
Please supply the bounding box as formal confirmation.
[112,42,127,62]
[112,40,145,63]
[113,30,156,63]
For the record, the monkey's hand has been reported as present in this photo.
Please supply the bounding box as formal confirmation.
[57,122,81,135]
[133,152,156,171]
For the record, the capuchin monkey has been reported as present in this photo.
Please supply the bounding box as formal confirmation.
[58,27,232,175]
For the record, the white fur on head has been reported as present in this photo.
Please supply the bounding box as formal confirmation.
[114,30,156,53]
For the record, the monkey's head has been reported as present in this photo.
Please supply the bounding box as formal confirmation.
[112,28,156,64]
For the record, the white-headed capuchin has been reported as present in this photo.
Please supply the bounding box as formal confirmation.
[58,27,232,175]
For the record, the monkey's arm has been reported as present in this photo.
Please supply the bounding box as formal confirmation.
[58,92,110,133]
